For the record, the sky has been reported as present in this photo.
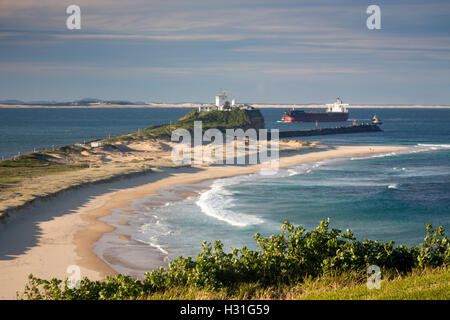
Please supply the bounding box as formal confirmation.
[0,0,449,104]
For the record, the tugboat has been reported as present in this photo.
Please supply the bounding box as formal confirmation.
[281,98,349,122]
[372,115,382,125]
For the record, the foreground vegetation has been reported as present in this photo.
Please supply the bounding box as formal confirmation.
[20,220,449,300]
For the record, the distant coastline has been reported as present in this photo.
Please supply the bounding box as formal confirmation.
[1,103,450,109]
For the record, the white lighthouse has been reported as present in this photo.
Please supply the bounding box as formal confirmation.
[215,90,227,108]
[199,90,248,112]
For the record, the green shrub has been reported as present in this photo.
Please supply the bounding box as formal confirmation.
[20,220,449,300]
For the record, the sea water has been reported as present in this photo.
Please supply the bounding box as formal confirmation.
[125,108,450,259]
[130,145,450,260]
[0,107,192,159]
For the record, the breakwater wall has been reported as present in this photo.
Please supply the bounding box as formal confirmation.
[268,123,381,139]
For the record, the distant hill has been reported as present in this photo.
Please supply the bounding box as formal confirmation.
[0,99,25,104]
[0,98,142,106]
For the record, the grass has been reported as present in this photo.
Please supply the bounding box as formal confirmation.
[0,153,88,190]
[297,267,449,300]
[133,267,449,300]
[143,268,449,300]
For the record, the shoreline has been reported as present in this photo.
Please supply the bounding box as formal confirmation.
[1,103,450,109]
[0,167,155,222]
[77,145,411,279]
[0,145,409,299]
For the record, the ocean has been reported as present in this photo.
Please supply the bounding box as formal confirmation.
[125,144,450,262]
[0,108,192,159]
[1,107,449,264]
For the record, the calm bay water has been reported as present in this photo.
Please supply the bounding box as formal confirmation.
[1,107,449,262]
[0,108,192,159]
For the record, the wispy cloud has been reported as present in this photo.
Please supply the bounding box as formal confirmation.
[0,0,449,103]
[0,60,380,77]
[51,32,255,42]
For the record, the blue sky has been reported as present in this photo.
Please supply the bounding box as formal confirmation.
[0,0,449,104]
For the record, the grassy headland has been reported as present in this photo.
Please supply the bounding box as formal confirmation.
[0,152,88,189]
[104,108,265,142]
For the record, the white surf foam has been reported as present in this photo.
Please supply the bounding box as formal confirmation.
[349,143,450,161]
[134,237,169,255]
[350,152,398,160]
[417,143,450,149]
[287,160,329,176]
[134,218,172,255]
[195,178,264,227]
[193,142,449,227]
[410,144,450,154]
[194,159,336,226]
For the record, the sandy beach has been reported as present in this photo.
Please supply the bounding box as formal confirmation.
[0,144,408,299]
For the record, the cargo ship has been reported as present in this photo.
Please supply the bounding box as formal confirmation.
[281,98,349,122]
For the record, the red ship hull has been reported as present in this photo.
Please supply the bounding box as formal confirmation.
[283,111,349,122]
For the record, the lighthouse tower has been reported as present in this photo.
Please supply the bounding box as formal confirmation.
[215,90,227,108]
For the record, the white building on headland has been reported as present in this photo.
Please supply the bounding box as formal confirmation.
[198,90,253,112]
[215,90,227,108]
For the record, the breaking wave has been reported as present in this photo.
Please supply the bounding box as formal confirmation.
[134,218,172,255]
[196,177,264,227]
